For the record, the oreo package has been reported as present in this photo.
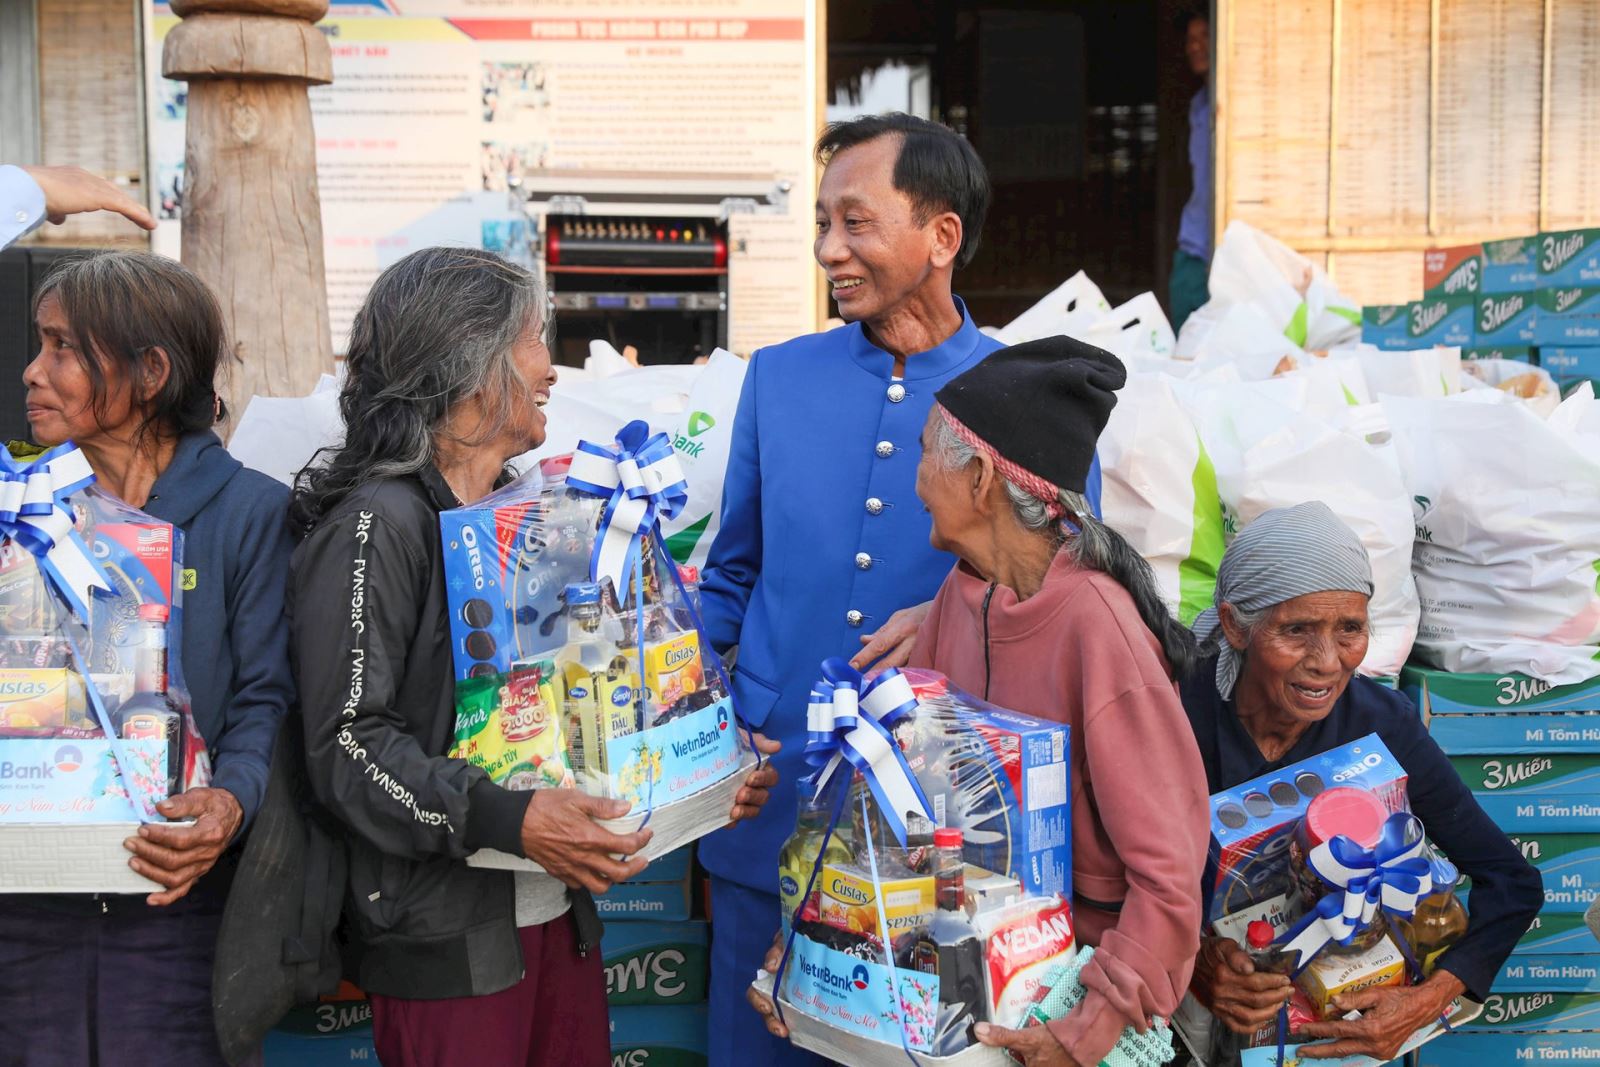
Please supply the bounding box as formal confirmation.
[1207,733,1408,924]
[439,473,599,683]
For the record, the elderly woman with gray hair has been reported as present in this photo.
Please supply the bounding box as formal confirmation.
[289,247,776,1067]
[1181,502,1542,1063]
[907,336,1210,1067]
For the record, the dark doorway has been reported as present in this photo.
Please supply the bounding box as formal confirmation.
[827,0,1206,332]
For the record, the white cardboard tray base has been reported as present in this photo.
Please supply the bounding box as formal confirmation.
[469,752,758,873]
[751,971,1013,1067]
[0,823,165,893]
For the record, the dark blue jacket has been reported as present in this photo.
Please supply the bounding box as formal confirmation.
[144,431,294,827]
[1181,655,1543,1001]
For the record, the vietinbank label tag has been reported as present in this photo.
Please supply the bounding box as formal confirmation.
[781,933,938,1051]
[0,738,169,822]
[605,696,740,811]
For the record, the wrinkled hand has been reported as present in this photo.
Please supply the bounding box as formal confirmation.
[124,787,243,906]
[727,733,781,825]
[1296,971,1465,1061]
[1190,935,1294,1034]
[849,600,932,677]
[746,929,789,1039]
[20,165,156,230]
[520,789,652,895]
[974,1022,1080,1066]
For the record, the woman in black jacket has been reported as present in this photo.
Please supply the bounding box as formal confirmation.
[288,247,775,1067]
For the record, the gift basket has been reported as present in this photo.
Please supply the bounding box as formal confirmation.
[439,421,756,870]
[1200,733,1482,1066]
[756,663,1178,1066]
[0,444,209,892]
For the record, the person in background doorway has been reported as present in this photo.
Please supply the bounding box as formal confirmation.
[1170,8,1212,333]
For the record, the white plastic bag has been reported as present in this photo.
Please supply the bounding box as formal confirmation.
[1176,301,1304,378]
[998,271,1112,345]
[1097,374,1226,624]
[1383,390,1600,684]
[658,350,747,567]
[1180,382,1420,676]
[1354,346,1462,399]
[1459,358,1562,418]
[228,373,344,486]
[1205,221,1361,351]
[1078,292,1176,362]
[521,350,747,569]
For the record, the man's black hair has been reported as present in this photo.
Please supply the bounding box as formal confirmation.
[1176,6,1209,32]
[815,112,991,270]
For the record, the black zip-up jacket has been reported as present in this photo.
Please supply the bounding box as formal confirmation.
[288,466,599,999]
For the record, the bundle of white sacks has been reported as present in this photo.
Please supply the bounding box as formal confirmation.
[232,220,1598,684]
[999,221,1599,685]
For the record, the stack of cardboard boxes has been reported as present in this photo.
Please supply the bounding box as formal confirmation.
[1403,667,1600,1065]
[263,982,377,1065]
[603,845,711,1066]
[1362,229,1600,396]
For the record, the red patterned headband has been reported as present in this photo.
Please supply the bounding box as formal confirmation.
[936,404,1067,520]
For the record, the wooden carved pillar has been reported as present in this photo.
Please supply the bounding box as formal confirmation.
[163,0,334,431]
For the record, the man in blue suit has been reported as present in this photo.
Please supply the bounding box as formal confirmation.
[698,113,1001,1066]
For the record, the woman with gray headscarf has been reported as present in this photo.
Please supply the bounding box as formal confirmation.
[1180,502,1541,1063]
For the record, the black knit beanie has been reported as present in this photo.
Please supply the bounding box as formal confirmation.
[934,334,1126,495]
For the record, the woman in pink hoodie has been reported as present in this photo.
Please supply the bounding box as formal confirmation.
[909,335,1210,1067]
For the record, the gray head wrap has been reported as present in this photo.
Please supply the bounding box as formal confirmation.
[1192,501,1375,700]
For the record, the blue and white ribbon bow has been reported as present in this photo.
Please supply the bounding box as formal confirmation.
[566,420,689,595]
[803,658,933,847]
[0,444,110,620]
[1278,812,1442,973]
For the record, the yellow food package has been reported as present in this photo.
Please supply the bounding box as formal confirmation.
[450,661,573,789]
[628,629,705,721]
[818,862,935,940]
[1297,932,1408,1017]
[0,668,89,730]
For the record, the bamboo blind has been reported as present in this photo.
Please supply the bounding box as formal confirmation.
[1220,0,1600,307]
[33,0,146,247]
[1543,0,1600,229]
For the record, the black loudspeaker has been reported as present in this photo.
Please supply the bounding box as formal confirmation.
[0,245,87,444]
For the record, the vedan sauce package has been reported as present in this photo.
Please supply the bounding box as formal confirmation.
[0,445,210,845]
[439,422,746,817]
[975,895,1075,1027]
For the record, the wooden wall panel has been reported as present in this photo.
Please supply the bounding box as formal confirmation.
[1543,0,1600,230]
[1222,0,1334,237]
[1331,0,1430,236]
[1434,0,1542,235]
[34,0,145,246]
[1222,0,1600,307]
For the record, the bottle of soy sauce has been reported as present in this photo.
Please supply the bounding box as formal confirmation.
[115,603,182,798]
[931,828,987,1028]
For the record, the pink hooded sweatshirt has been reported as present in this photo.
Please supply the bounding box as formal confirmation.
[910,551,1209,1066]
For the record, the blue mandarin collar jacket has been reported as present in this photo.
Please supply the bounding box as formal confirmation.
[697,298,1003,888]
